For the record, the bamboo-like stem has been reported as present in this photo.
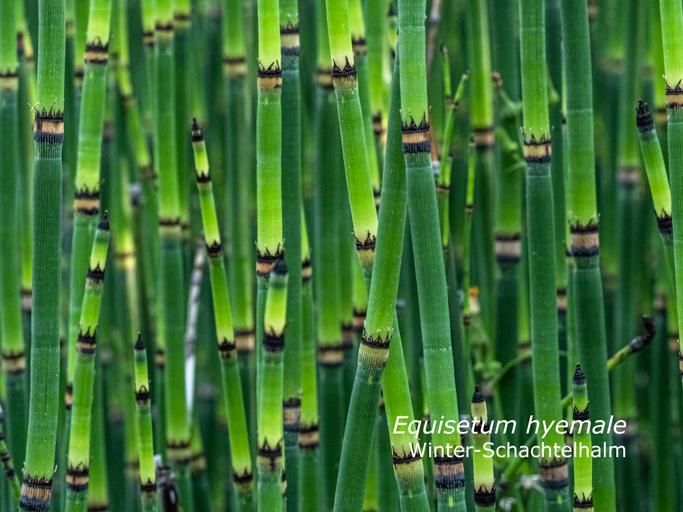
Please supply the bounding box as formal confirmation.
[313,2,343,503]
[257,258,288,511]
[561,0,615,508]
[280,0,303,506]
[299,210,322,510]
[0,404,20,505]
[222,0,256,441]
[65,217,110,511]
[17,3,36,343]
[155,2,191,503]
[365,0,388,152]
[333,59,429,512]
[133,335,158,512]
[86,356,108,512]
[466,0,495,333]
[635,101,675,287]
[659,0,683,449]
[519,0,569,506]
[20,0,66,507]
[471,389,495,512]
[398,0,465,507]
[0,0,27,474]
[191,122,254,510]
[325,0,378,274]
[572,365,593,512]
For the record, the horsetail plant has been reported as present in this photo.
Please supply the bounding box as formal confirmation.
[471,388,495,512]
[222,0,256,436]
[65,215,110,511]
[155,0,192,501]
[65,0,113,420]
[333,59,430,512]
[191,121,255,510]
[561,0,617,508]
[325,0,378,274]
[133,335,158,512]
[0,0,27,473]
[299,210,322,510]
[519,0,569,505]
[0,404,20,505]
[280,0,304,506]
[635,101,675,285]
[314,1,344,503]
[257,258,288,510]
[398,0,466,507]
[572,365,593,512]
[20,0,66,508]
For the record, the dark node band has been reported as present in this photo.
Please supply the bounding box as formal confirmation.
[472,126,495,148]
[191,119,204,142]
[235,329,255,353]
[657,214,673,236]
[636,100,654,132]
[283,398,301,432]
[256,249,280,277]
[316,67,333,89]
[474,486,496,506]
[34,110,65,143]
[167,439,191,464]
[570,222,599,257]
[206,240,222,257]
[74,188,101,215]
[257,61,282,78]
[665,81,683,109]
[433,455,466,489]
[258,441,283,471]
[331,57,357,79]
[84,41,109,64]
[2,349,26,374]
[66,465,90,491]
[360,331,390,349]
[154,348,166,366]
[87,264,105,282]
[263,332,285,352]
[298,424,320,449]
[140,479,157,494]
[523,134,552,163]
[355,234,376,252]
[0,69,18,80]
[495,233,522,263]
[392,450,422,465]
[77,328,97,354]
[317,344,344,366]
[136,385,151,405]
[155,21,174,33]
[218,338,237,358]
[573,494,593,509]
[234,470,254,485]
[540,459,569,490]
[87,503,109,512]
[352,37,367,56]
[159,216,181,227]
[573,406,590,421]
[20,475,53,511]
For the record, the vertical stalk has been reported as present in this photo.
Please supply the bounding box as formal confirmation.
[133,336,158,512]
[222,0,256,440]
[519,0,569,506]
[155,1,192,505]
[0,0,27,473]
[20,0,66,508]
[471,389,495,512]
[191,122,254,510]
[572,365,592,512]
[257,259,288,510]
[280,0,303,506]
[299,211,322,510]
[0,404,20,505]
[398,0,465,508]
[65,218,110,511]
